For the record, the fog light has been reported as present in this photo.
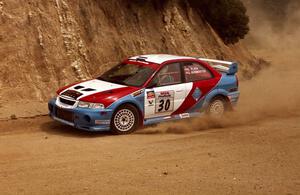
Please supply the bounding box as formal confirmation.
[84,115,91,123]
[100,111,107,116]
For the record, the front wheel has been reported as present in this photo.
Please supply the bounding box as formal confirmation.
[111,104,140,135]
[206,97,227,118]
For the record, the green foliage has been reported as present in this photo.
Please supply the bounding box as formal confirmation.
[188,0,250,44]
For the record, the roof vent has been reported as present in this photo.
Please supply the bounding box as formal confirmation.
[136,56,147,62]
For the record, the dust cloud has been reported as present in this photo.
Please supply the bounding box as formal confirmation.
[138,1,300,134]
[231,0,300,122]
[244,0,300,51]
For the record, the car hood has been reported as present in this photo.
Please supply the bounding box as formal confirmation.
[59,79,139,107]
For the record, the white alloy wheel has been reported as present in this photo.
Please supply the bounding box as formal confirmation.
[208,99,226,118]
[113,109,135,132]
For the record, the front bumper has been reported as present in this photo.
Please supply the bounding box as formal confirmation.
[48,98,113,132]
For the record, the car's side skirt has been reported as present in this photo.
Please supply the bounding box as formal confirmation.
[143,112,204,126]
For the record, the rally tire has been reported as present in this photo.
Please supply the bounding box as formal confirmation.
[111,104,140,135]
[206,97,227,118]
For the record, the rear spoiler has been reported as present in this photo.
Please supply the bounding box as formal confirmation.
[198,58,238,75]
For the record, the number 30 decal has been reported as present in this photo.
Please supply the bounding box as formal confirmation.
[158,99,171,112]
[155,91,174,113]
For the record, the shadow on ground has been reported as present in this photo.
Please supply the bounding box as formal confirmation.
[40,121,111,138]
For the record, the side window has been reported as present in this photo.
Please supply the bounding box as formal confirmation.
[149,63,182,87]
[183,62,213,82]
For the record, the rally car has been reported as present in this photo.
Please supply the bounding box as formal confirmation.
[48,54,239,134]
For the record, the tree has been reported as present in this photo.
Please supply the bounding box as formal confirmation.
[188,0,250,44]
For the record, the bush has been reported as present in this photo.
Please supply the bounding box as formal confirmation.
[188,0,250,44]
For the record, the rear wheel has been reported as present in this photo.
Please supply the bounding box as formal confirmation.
[207,97,227,118]
[111,104,140,135]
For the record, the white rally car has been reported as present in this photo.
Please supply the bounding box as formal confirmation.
[48,54,239,134]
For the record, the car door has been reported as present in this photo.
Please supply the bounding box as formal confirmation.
[144,63,188,119]
[172,61,218,113]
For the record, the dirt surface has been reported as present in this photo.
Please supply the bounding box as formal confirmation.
[1,47,299,194]
[0,115,299,195]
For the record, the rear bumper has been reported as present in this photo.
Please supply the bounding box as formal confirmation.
[227,91,240,107]
[48,98,113,132]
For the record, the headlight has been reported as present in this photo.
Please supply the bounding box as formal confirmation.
[91,103,105,109]
[77,101,105,109]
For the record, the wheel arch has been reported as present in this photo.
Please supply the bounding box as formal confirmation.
[111,101,144,126]
[209,94,232,111]
[203,89,232,110]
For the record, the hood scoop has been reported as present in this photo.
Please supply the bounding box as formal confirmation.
[74,86,84,90]
[81,88,96,92]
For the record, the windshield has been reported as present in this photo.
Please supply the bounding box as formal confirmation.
[98,63,155,87]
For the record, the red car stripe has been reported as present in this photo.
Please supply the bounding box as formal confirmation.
[172,77,221,115]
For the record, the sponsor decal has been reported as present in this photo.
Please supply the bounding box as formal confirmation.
[95,120,110,125]
[159,91,171,97]
[148,99,154,106]
[192,88,202,101]
[132,89,143,97]
[184,65,207,75]
[147,91,155,99]
[179,113,190,119]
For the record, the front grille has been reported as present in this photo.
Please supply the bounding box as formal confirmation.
[56,107,74,122]
[61,90,83,99]
[59,97,76,106]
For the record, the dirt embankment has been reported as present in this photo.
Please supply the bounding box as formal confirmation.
[0,0,259,119]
